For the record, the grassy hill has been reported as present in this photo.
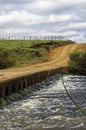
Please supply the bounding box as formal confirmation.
[0,40,74,69]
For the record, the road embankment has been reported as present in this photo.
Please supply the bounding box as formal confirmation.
[0,43,86,98]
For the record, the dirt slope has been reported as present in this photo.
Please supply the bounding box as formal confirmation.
[0,43,86,81]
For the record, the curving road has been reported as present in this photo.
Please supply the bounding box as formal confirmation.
[0,43,86,81]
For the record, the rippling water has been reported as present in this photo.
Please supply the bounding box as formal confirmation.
[0,75,86,130]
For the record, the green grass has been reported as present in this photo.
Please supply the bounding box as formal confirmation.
[0,39,73,49]
[0,40,74,69]
[69,51,86,75]
[0,40,52,49]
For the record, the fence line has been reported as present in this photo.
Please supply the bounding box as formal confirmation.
[0,35,65,40]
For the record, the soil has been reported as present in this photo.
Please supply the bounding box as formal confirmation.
[0,43,86,82]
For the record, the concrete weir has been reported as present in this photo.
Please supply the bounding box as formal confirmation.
[0,67,68,99]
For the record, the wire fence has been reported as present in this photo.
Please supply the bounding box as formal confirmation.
[0,35,65,40]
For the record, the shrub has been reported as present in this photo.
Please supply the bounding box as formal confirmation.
[0,48,16,69]
[69,51,86,75]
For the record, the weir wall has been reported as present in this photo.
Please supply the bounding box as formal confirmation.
[0,67,68,98]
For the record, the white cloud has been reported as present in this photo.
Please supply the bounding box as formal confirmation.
[70,34,86,43]
[0,0,86,42]
[0,10,80,27]
[68,22,86,30]
[24,0,86,13]
[42,30,78,37]
[0,11,43,26]
[33,0,55,10]
[48,14,80,22]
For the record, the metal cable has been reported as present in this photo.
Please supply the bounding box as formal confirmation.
[62,74,86,116]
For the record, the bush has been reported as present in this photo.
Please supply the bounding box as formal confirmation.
[0,48,16,69]
[69,51,86,75]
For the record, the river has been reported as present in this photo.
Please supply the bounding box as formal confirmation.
[0,75,86,130]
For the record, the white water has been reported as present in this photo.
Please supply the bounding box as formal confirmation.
[0,75,86,130]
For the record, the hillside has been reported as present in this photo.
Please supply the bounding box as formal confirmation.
[0,40,73,68]
[0,43,86,82]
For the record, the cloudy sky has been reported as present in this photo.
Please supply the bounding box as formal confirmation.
[0,0,86,42]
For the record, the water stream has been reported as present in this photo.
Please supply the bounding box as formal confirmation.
[0,75,86,130]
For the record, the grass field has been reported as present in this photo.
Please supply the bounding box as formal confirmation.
[0,40,52,49]
[0,40,73,69]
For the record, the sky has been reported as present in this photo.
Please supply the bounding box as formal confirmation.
[0,0,86,42]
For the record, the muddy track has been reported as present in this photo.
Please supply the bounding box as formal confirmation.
[0,43,86,81]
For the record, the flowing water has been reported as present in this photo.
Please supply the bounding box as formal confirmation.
[0,75,86,130]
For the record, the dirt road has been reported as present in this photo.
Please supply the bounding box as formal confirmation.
[0,43,86,81]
